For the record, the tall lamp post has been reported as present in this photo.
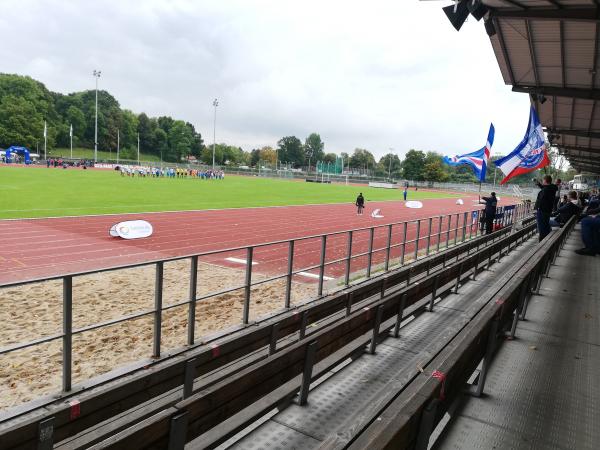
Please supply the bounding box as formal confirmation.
[212,98,218,171]
[93,70,101,163]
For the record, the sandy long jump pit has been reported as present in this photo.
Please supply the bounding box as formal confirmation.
[0,260,317,411]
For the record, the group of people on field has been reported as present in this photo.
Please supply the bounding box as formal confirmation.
[119,165,225,180]
[46,158,92,169]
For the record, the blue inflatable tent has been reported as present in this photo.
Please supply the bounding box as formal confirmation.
[5,146,31,164]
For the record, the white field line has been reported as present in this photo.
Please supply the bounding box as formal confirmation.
[297,271,334,281]
[225,257,258,265]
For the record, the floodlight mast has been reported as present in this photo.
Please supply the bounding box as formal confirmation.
[212,99,219,171]
[93,70,101,163]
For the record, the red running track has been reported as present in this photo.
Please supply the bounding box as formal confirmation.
[0,195,514,285]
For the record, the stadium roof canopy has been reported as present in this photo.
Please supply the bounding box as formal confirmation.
[451,0,600,173]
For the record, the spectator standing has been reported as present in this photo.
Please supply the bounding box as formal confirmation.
[553,178,562,212]
[355,193,365,215]
[534,175,558,242]
[480,192,498,234]
[403,186,408,201]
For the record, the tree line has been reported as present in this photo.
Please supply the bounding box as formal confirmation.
[0,73,575,182]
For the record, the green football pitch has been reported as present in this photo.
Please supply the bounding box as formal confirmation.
[0,166,458,219]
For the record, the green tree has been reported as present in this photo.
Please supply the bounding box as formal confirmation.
[378,154,402,179]
[402,149,426,180]
[154,128,168,161]
[304,133,324,166]
[250,148,261,167]
[167,120,192,161]
[349,148,376,171]
[277,136,304,168]
[0,95,48,149]
[323,152,337,164]
[421,152,449,182]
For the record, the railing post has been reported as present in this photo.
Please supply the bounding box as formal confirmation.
[187,256,198,346]
[318,235,327,296]
[345,231,353,286]
[62,276,72,392]
[401,222,408,265]
[428,276,439,312]
[243,247,253,324]
[469,316,499,397]
[446,215,451,248]
[345,291,353,317]
[367,227,374,278]
[385,224,392,271]
[153,262,164,358]
[369,305,384,354]
[426,217,433,256]
[462,212,468,242]
[414,220,421,261]
[269,322,280,355]
[183,358,196,399]
[285,240,295,309]
[415,398,439,450]
[37,417,55,450]
[167,411,189,450]
[454,213,460,245]
[299,341,318,406]
[393,293,407,338]
[436,216,443,252]
[454,262,464,293]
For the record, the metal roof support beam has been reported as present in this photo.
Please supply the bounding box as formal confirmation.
[494,18,516,85]
[546,128,600,139]
[514,85,600,100]
[570,163,600,173]
[499,0,527,10]
[491,8,600,22]
[560,145,600,155]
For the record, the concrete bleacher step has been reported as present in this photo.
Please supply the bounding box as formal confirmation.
[196,238,539,449]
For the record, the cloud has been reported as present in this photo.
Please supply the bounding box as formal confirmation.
[0,0,531,159]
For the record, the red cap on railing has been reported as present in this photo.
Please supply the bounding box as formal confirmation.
[432,370,447,400]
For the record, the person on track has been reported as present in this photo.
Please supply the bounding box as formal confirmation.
[403,185,408,201]
[356,193,365,215]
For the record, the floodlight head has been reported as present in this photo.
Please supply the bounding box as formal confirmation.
[468,0,488,21]
[484,18,496,37]
[213,98,219,107]
[443,1,469,32]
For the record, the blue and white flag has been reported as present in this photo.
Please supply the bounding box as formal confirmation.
[494,106,549,184]
[443,123,494,182]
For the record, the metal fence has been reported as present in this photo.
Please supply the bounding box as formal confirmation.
[0,202,532,398]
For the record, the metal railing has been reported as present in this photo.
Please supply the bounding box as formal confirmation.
[0,202,532,397]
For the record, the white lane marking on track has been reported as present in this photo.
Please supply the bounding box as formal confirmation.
[298,271,333,280]
[225,257,258,265]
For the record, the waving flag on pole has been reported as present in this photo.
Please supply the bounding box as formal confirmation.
[443,123,494,182]
[494,106,550,185]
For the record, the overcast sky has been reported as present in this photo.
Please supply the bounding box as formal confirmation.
[0,0,531,159]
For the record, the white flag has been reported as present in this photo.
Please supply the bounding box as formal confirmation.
[69,124,73,137]
[43,121,47,138]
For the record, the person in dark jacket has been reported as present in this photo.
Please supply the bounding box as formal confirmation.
[576,204,600,256]
[480,192,498,234]
[534,175,558,241]
[355,193,365,215]
[550,191,580,227]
